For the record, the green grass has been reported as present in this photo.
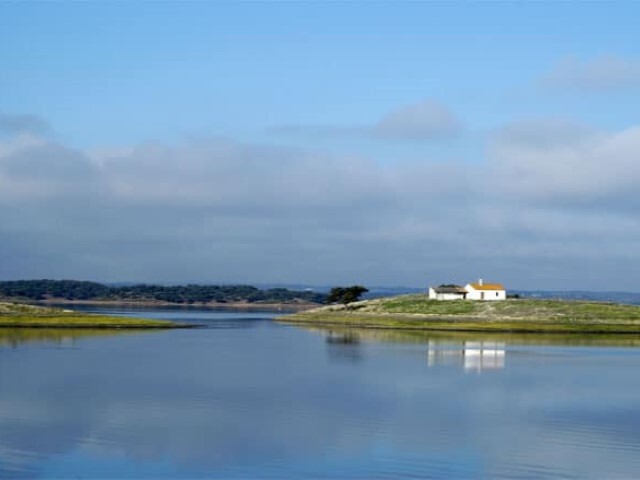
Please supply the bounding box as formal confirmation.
[378,296,478,315]
[0,301,181,328]
[278,296,640,333]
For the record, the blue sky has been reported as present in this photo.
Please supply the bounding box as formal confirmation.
[4,2,639,145]
[2,2,640,289]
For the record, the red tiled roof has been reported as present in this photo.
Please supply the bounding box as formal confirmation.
[468,283,505,291]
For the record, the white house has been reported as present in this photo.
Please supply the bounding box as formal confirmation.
[427,285,468,300]
[427,279,506,301]
[464,279,506,301]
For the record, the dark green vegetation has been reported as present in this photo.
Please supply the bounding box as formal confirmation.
[0,280,325,305]
[0,302,180,328]
[326,285,369,307]
[280,295,640,333]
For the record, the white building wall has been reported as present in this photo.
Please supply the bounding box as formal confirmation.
[464,285,506,301]
[428,288,466,301]
[438,292,465,301]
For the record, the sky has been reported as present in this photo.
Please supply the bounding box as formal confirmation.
[1,2,640,290]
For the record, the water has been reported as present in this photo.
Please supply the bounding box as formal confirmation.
[2,306,640,478]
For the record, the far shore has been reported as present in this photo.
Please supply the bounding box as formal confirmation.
[27,299,320,312]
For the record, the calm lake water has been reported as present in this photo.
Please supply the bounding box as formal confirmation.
[2,306,640,479]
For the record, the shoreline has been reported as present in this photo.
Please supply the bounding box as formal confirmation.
[0,301,195,329]
[0,323,197,329]
[279,314,640,334]
[28,299,319,312]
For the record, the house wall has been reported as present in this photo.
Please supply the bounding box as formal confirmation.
[428,288,466,301]
[437,292,466,301]
[465,285,506,301]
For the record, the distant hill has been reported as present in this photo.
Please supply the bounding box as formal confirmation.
[0,280,326,305]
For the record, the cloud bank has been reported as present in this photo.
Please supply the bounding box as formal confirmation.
[1,113,639,289]
[0,113,51,136]
[272,100,463,142]
[542,55,640,92]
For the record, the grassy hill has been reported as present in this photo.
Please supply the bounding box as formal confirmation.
[0,302,181,328]
[279,295,640,333]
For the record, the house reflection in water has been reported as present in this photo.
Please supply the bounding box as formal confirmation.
[426,340,506,372]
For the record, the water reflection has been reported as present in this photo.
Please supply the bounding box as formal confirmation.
[44,302,303,315]
[311,326,640,373]
[3,312,640,478]
[320,329,508,371]
[426,340,506,372]
[47,303,274,326]
[325,331,362,363]
[0,328,139,349]
[303,324,640,348]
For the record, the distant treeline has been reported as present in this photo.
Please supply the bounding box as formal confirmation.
[0,280,326,304]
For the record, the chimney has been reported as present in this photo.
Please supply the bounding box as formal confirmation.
[478,278,483,286]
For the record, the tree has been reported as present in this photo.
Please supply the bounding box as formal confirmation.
[326,285,369,308]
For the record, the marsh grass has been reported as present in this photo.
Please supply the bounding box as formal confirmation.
[0,301,179,328]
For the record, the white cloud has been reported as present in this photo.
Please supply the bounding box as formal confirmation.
[542,55,640,92]
[373,100,463,141]
[271,99,463,142]
[488,118,640,206]
[0,113,50,136]
[1,114,640,289]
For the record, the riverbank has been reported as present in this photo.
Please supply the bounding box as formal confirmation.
[0,302,187,329]
[29,298,318,312]
[278,295,640,333]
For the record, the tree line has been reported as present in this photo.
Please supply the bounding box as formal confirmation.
[0,280,326,304]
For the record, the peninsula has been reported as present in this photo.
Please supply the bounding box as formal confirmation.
[0,302,183,329]
[279,295,640,333]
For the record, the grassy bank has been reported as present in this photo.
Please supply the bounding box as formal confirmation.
[278,295,640,333]
[0,302,184,329]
